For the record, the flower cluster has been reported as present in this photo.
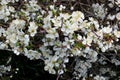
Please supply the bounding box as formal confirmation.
[0,65,11,76]
[0,0,120,79]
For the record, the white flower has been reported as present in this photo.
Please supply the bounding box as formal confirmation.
[77,34,82,40]
[101,47,106,52]
[98,41,103,48]
[116,12,120,20]
[81,20,90,29]
[28,50,41,60]
[9,6,15,12]
[84,47,90,53]
[92,3,107,20]
[92,51,98,58]
[16,30,25,41]
[61,21,79,35]
[108,3,114,8]
[89,17,100,30]
[28,21,38,37]
[60,13,70,20]
[59,5,66,11]
[46,28,59,39]
[49,5,55,10]
[14,49,20,55]
[51,17,61,27]
[71,11,84,22]
[24,48,41,60]
[0,42,8,49]
[102,26,112,33]
[88,50,98,62]
[72,48,82,56]
[70,7,74,10]
[44,58,56,74]
[6,33,18,44]
[26,0,40,12]
[114,30,120,38]
[0,5,10,22]
[94,75,106,80]
[10,19,26,29]
[107,14,115,20]
[82,37,92,46]
[64,58,69,63]
[24,35,30,46]
[58,69,64,74]
[0,0,9,5]
[115,0,120,7]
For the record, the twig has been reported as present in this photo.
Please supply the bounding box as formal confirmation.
[56,74,60,80]
[79,2,91,7]
[99,52,112,63]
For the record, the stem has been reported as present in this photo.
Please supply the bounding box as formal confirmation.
[56,74,60,80]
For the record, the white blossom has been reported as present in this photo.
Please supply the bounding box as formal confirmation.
[115,0,120,7]
[94,75,106,80]
[71,11,84,22]
[114,30,120,38]
[82,37,93,46]
[28,22,38,37]
[102,26,112,33]
[0,0,120,78]
[116,12,120,20]
[24,35,30,46]
[92,3,107,20]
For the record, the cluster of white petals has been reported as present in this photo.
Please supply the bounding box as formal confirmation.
[0,0,120,79]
